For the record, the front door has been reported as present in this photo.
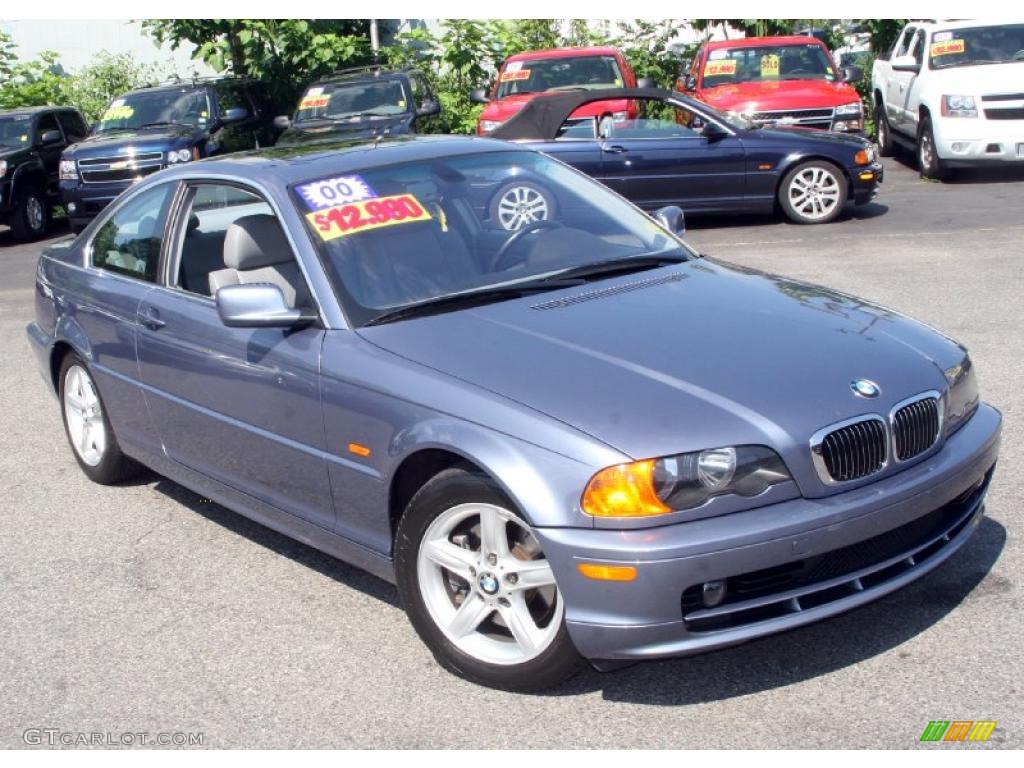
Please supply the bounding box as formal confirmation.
[135,181,335,530]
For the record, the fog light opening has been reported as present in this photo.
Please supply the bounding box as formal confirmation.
[702,579,727,607]
[951,142,971,154]
[986,143,1002,154]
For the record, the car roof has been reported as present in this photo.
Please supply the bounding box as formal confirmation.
[163,135,528,186]
[0,106,63,117]
[704,35,830,50]
[505,46,623,63]
[903,18,1024,30]
[316,68,416,86]
[120,77,252,96]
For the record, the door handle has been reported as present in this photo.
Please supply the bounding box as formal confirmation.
[140,307,166,330]
[602,144,628,154]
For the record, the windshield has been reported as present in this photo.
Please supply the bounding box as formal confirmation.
[295,81,411,122]
[96,88,211,133]
[0,115,32,147]
[929,24,1024,69]
[294,150,692,326]
[495,56,624,99]
[702,44,837,87]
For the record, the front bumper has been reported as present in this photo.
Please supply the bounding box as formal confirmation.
[536,403,1000,661]
[59,178,134,224]
[850,161,883,204]
[934,118,1024,164]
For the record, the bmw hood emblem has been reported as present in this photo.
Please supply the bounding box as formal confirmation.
[851,379,881,398]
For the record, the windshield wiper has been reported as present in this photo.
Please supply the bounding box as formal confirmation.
[363,278,587,326]
[139,121,191,129]
[543,253,689,282]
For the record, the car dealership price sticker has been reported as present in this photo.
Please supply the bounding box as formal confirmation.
[296,175,376,211]
[307,194,432,241]
[500,69,531,82]
[931,39,966,57]
[705,59,737,77]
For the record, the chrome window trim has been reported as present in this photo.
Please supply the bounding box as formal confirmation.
[809,413,889,486]
[889,390,943,463]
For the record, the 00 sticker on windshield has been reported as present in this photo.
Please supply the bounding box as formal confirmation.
[306,194,432,242]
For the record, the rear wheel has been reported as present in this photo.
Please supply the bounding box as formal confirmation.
[778,160,847,224]
[10,186,49,241]
[918,116,947,180]
[394,467,584,691]
[59,353,140,484]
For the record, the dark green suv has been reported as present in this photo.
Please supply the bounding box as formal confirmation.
[0,106,87,241]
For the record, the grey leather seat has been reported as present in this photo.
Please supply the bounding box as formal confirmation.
[208,214,310,308]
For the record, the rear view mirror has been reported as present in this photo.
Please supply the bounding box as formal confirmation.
[220,107,250,125]
[40,129,63,145]
[842,65,865,83]
[654,205,686,236]
[890,55,920,74]
[702,121,729,140]
[469,88,490,105]
[683,74,697,91]
[215,283,316,328]
[273,115,292,130]
[415,99,441,118]
[636,76,657,89]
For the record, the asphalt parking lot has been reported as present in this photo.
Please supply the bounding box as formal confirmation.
[1,154,1022,749]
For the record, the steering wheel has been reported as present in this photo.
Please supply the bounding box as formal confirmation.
[491,220,564,272]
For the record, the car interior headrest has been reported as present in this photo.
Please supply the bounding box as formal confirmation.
[223,214,293,270]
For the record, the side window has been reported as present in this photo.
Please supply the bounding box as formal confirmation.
[896,27,917,58]
[92,184,174,281]
[35,113,60,143]
[58,111,88,142]
[216,83,253,117]
[408,74,425,108]
[911,31,926,64]
[174,183,310,309]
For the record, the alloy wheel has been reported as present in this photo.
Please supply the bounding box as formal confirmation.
[496,185,550,231]
[26,195,45,233]
[416,502,562,665]
[787,166,841,221]
[63,364,107,467]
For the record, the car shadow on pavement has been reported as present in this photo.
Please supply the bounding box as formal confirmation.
[888,151,1024,184]
[686,202,888,232]
[556,516,1006,704]
[149,475,402,609]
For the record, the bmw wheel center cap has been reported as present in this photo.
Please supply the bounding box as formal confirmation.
[478,573,499,595]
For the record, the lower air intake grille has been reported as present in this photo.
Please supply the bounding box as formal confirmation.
[893,396,940,461]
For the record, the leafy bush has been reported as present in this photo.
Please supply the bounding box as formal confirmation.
[0,32,66,110]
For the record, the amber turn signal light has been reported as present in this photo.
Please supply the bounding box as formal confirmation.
[581,460,672,517]
[577,563,638,582]
[854,149,872,166]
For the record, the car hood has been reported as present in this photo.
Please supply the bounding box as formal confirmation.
[925,62,1024,93]
[63,125,203,158]
[277,117,413,147]
[481,93,631,125]
[358,261,964,495]
[748,125,871,150]
[701,79,861,112]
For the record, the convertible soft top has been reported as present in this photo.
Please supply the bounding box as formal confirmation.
[489,87,677,142]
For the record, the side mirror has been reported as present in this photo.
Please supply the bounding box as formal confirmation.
[636,76,657,89]
[273,115,292,131]
[215,283,316,328]
[415,99,441,118]
[469,88,490,105]
[683,74,698,92]
[220,106,250,125]
[654,205,686,236]
[842,65,864,83]
[40,129,63,145]
[890,55,920,74]
[702,120,729,140]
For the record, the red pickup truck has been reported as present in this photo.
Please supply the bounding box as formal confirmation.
[677,36,866,133]
[471,46,650,135]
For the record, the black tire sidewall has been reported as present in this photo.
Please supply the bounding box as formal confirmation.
[488,180,557,231]
[12,187,49,241]
[58,352,137,484]
[918,118,946,180]
[779,160,848,224]
[394,468,583,691]
[876,99,894,157]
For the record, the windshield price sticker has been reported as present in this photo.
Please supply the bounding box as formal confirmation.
[931,39,965,57]
[102,105,134,121]
[307,194,432,242]
[500,69,531,82]
[760,54,780,77]
[299,94,330,109]
[705,59,737,77]
[296,175,376,211]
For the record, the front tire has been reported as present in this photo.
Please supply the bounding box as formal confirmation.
[10,186,49,241]
[918,116,947,180]
[59,353,140,484]
[394,467,584,691]
[778,160,848,224]
[875,98,895,157]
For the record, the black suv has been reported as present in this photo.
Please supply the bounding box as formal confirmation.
[274,66,443,147]
[1,106,88,241]
[60,77,277,233]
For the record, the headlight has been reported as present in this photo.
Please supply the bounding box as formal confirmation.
[0,160,7,177]
[941,95,978,118]
[854,147,876,165]
[944,355,980,436]
[166,148,193,164]
[581,445,792,517]
[835,101,863,117]
[479,120,504,134]
[59,159,78,180]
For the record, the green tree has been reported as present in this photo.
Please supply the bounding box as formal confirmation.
[63,52,165,122]
[141,19,373,110]
[861,19,908,55]
[0,32,66,109]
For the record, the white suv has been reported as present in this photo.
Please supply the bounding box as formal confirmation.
[871,19,1024,178]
